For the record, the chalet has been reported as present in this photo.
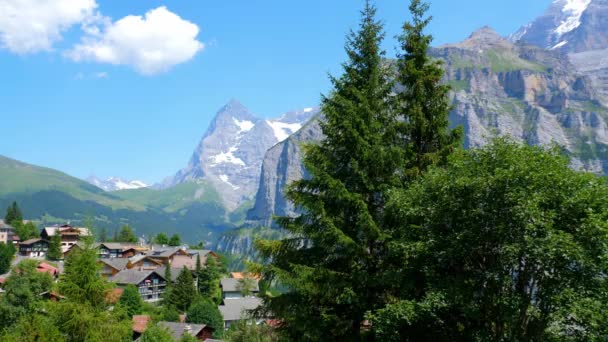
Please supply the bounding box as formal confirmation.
[170,250,220,271]
[145,247,189,265]
[41,224,91,253]
[98,242,147,259]
[157,321,214,341]
[19,238,50,257]
[220,278,259,299]
[0,220,16,244]
[129,255,165,271]
[99,258,130,277]
[218,297,263,329]
[109,269,167,303]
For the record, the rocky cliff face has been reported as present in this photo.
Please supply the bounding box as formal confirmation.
[513,0,608,105]
[245,26,608,228]
[162,100,318,210]
[246,118,323,227]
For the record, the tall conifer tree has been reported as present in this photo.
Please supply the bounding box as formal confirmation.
[255,1,403,339]
[396,0,462,178]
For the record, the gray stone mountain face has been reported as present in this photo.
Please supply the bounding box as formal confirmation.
[246,27,608,227]
[163,99,319,210]
[512,0,608,53]
[513,0,608,104]
[246,118,323,227]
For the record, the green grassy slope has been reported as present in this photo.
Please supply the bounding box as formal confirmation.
[0,155,240,243]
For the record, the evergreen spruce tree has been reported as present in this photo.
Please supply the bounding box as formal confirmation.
[119,284,143,317]
[168,234,181,246]
[198,256,222,304]
[167,266,197,312]
[396,0,462,179]
[99,227,107,243]
[195,254,202,294]
[4,201,23,225]
[164,262,173,287]
[47,234,63,260]
[255,1,404,339]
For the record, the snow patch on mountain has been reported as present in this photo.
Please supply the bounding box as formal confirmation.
[219,174,239,190]
[87,176,148,192]
[209,146,246,167]
[233,118,255,133]
[266,120,303,142]
[551,40,569,49]
[555,0,592,36]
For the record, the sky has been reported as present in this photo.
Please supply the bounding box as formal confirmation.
[0,0,552,184]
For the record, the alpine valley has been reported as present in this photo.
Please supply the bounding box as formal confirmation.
[2,0,608,252]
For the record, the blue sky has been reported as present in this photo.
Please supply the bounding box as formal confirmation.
[0,0,551,184]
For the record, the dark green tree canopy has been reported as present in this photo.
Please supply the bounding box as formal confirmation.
[47,234,63,260]
[117,225,138,243]
[168,234,181,247]
[4,201,23,225]
[379,139,608,340]
[255,1,409,339]
[166,266,197,312]
[154,232,169,245]
[397,0,462,178]
[185,298,223,336]
[0,243,14,275]
[119,284,143,317]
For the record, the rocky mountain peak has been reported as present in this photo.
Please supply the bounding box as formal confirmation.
[447,26,512,51]
[163,101,318,210]
[512,0,607,52]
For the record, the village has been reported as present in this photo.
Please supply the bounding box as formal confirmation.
[0,212,267,341]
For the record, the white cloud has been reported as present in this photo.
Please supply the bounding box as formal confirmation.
[0,0,97,54]
[67,6,204,75]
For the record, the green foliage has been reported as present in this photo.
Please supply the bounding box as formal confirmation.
[224,320,280,342]
[166,267,197,312]
[0,313,65,342]
[0,242,14,274]
[254,1,435,339]
[48,301,132,342]
[236,278,256,297]
[119,284,144,317]
[47,234,63,260]
[117,225,138,243]
[164,262,173,288]
[153,232,169,245]
[59,241,110,309]
[98,226,107,243]
[12,221,39,241]
[141,324,174,342]
[160,305,181,322]
[168,233,181,246]
[396,0,462,178]
[198,256,223,304]
[5,260,53,306]
[186,297,224,335]
[382,138,608,340]
[179,333,199,342]
[4,201,23,225]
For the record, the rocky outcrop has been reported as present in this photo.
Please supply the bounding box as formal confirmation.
[246,118,323,227]
[246,27,608,227]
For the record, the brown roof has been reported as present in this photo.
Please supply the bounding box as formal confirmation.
[132,315,150,334]
[20,238,46,245]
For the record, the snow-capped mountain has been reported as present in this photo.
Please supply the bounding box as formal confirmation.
[511,0,608,103]
[161,99,319,209]
[511,0,607,53]
[87,176,148,192]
